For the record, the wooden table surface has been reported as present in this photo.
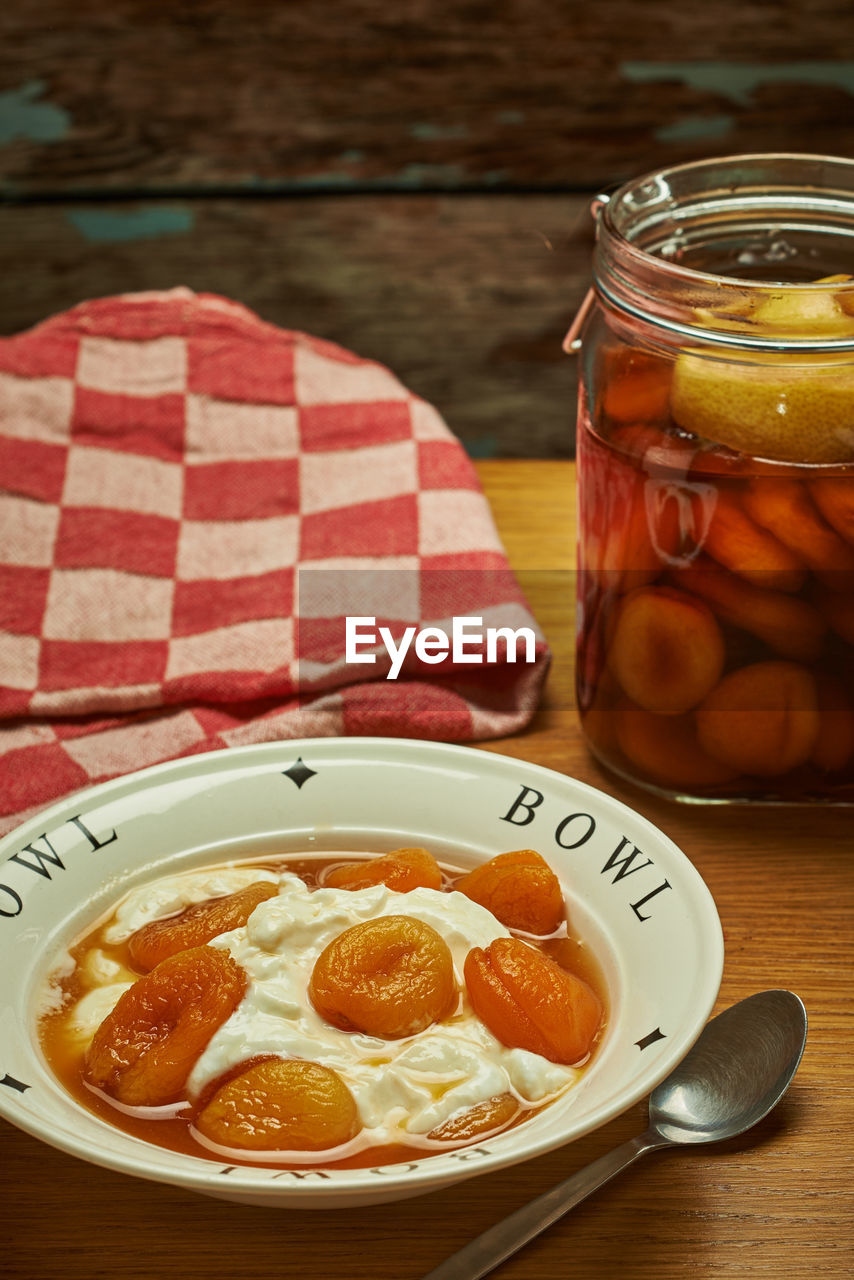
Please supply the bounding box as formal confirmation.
[5,460,853,1280]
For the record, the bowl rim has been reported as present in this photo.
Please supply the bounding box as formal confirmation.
[0,736,724,1200]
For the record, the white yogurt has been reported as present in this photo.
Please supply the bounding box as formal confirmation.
[67,983,134,1046]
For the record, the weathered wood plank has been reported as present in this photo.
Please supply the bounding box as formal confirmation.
[0,194,592,456]
[2,1,854,196]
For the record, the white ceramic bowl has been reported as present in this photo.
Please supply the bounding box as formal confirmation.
[0,737,723,1208]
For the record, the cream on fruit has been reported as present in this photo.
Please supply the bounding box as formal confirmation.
[103,866,280,944]
[59,865,579,1145]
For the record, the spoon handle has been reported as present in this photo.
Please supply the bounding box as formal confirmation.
[421,1130,664,1280]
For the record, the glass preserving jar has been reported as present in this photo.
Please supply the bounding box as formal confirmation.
[571,154,854,803]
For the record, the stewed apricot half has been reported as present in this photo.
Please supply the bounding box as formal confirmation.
[601,346,673,424]
[309,915,456,1039]
[608,586,725,715]
[428,1092,521,1143]
[615,703,738,792]
[194,1058,360,1152]
[464,937,602,1066]
[696,660,820,777]
[742,478,854,591]
[810,477,854,547]
[702,491,807,592]
[83,946,246,1106]
[674,555,826,663]
[455,850,564,936]
[128,881,279,972]
[323,847,442,893]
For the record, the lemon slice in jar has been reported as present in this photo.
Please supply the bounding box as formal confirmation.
[671,276,854,463]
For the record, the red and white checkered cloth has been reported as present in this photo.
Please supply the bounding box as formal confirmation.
[0,289,550,835]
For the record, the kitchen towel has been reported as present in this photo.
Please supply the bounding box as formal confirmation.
[0,288,550,835]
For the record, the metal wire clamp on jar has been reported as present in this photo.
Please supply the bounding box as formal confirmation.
[569,153,854,803]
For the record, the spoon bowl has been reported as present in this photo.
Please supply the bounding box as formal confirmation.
[649,988,807,1145]
[424,989,808,1280]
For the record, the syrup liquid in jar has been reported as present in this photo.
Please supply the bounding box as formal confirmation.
[574,154,854,802]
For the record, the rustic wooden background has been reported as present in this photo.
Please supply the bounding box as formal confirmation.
[2,0,854,455]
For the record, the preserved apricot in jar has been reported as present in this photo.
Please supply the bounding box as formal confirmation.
[456,850,564,935]
[810,476,854,546]
[742,478,854,591]
[601,347,672,423]
[464,937,602,1065]
[696,661,820,777]
[84,947,246,1106]
[702,491,807,592]
[128,881,279,972]
[608,586,725,716]
[428,1092,520,1143]
[615,704,738,791]
[323,847,442,893]
[194,1058,360,1152]
[309,915,455,1038]
[675,556,826,663]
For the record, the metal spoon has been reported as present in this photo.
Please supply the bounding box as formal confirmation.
[422,989,807,1280]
